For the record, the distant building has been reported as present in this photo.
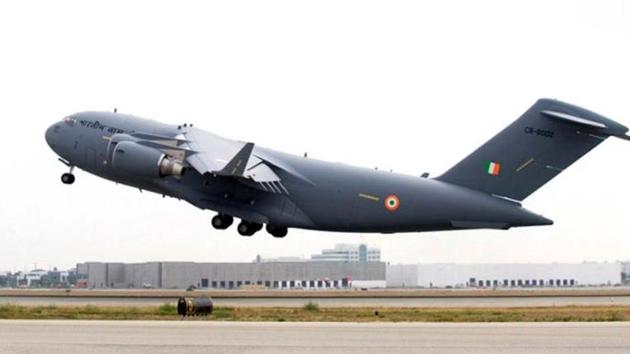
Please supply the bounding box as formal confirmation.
[387,262,623,288]
[23,269,48,287]
[0,273,13,288]
[621,262,630,285]
[311,244,380,263]
[254,255,306,263]
[76,261,386,289]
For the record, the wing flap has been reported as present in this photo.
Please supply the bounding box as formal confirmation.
[181,127,284,187]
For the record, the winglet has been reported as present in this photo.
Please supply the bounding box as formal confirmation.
[219,142,255,177]
[616,134,630,142]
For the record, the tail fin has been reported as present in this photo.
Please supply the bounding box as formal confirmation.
[436,99,629,201]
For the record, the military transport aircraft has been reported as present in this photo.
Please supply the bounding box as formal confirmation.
[45,99,629,238]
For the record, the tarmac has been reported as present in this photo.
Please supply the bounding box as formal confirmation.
[1,320,629,354]
[2,295,630,307]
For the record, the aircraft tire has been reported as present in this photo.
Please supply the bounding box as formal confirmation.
[211,215,225,229]
[61,173,75,185]
[237,221,255,236]
[212,214,234,230]
[222,215,234,228]
[251,223,263,232]
[266,224,288,238]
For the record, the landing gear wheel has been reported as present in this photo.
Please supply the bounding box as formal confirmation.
[211,214,234,230]
[61,173,75,185]
[237,221,262,236]
[266,224,288,238]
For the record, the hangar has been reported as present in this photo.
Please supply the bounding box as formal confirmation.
[76,261,386,289]
[386,262,622,288]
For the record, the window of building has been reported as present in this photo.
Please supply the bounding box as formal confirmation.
[201,278,209,288]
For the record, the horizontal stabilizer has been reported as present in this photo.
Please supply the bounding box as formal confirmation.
[541,110,608,129]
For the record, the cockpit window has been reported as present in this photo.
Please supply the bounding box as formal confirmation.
[63,116,76,126]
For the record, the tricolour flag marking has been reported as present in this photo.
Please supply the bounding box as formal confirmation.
[485,161,501,176]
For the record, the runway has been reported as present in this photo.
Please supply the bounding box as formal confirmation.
[1,320,629,354]
[2,295,630,308]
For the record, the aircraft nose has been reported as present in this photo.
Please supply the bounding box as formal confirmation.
[45,123,61,149]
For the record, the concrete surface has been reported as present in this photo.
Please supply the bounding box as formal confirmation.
[4,287,630,298]
[2,295,630,307]
[1,320,629,354]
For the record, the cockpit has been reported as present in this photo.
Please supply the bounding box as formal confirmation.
[63,116,76,126]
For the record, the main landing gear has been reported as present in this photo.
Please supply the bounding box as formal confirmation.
[211,214,234,230]
[237,221,263,236]
[211,213,289,237]
[266,224,288,238]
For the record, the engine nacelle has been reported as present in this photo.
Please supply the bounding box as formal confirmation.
[112,141,184,178]
[107,133,139,161]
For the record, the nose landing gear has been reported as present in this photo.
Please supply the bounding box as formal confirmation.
[61,165,75,185]
[61,173,75,184]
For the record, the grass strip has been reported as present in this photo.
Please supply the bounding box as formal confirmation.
[1,304,629,322]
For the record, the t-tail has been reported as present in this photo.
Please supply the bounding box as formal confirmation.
[437,98,629,202]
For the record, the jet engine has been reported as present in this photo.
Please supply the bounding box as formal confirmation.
[111,141,184,178]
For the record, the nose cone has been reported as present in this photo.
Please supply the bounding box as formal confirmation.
[45,124,60,150]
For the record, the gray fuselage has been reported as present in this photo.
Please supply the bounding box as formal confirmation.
[45,111,552,234]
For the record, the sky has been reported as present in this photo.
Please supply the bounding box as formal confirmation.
[1,0,630,272]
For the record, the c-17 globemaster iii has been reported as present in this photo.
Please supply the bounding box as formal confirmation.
[45,99,629,238]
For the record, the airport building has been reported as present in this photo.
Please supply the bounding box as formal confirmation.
[71,243,625,290]
[386,262,623,288]
[311,244,381,262]
[76,261,387,289]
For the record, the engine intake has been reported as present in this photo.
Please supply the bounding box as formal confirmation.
[112,141,184,178]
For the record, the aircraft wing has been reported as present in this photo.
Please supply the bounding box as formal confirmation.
[182,127,246,173]
[181,127,290,192]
